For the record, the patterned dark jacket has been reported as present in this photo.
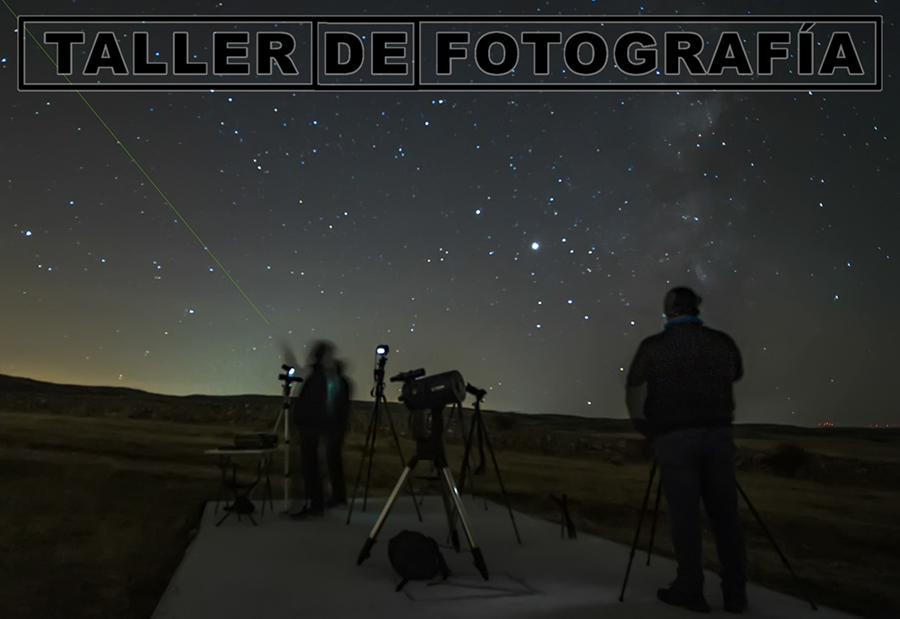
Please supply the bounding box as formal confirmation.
[627,318,743,437]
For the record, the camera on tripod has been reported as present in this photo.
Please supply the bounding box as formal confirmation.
[347,344,425,525]
[278,364,303,384]
[372,345,391,385]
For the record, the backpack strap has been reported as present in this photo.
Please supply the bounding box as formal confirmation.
[436,552,451,580]
[430,538,451,580]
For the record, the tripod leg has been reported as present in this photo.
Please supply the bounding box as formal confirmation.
[283,404,299,514]
[281,408,291,513]
[736,481,818,610]
[440,474,462,552]
[646,480,662,565]
[357,457,419,565]
[476,413,488,510]
[441,466,489,580]
[363,404,381,512]
[456,407,478,500]
[480,412,523,544]
[458,410,478,499]
[560,498,565,538]
[475,415,486,475]
[214,455,228,515]
[619,461,657,602]
[450,409,486,537]
[216,507,233,527]
[272,409,282,436]
[265,452,275,513]
[347,405,378,524]
[381,395,423,522]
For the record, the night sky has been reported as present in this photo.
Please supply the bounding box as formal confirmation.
[1,1,896,426]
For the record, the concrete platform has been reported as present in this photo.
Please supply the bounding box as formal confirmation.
[152,493,857,619]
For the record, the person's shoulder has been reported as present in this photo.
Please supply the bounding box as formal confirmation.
[701,324,732,337]
[638,330,666,349]
[701,325,739,346]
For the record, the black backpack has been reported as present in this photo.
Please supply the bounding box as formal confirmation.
[387,530,451,591]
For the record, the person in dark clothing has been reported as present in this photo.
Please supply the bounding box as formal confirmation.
[290,340,335,519]
[626,287,748,614]
[323,359,353,508]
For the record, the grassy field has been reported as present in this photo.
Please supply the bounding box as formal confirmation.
[1,408,898,619]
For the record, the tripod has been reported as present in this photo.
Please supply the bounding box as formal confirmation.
[272,367,303,513]
[418,403,471,501]
[357,404,489,581]
[619,460,818,611]
[455,384,522,544]
[347,355,422,524]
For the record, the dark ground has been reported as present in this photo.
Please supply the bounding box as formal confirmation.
[0,373,898,619]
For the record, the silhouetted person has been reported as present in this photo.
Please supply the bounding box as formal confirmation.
[626,287,748,614]
[290,340,335,519]
[324,359,353,508]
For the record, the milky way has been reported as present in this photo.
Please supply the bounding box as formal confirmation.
[1,0,896,426]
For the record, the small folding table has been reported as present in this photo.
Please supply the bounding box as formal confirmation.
[205,447,276,526]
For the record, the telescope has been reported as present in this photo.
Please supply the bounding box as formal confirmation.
[400,371,466,411]
[390,368,425,383]
[357,368,491,582]
[399,371,467,461]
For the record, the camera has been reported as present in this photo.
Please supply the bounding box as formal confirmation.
[279,363,303,383]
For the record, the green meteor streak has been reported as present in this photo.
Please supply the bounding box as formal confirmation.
[3,0,270,326]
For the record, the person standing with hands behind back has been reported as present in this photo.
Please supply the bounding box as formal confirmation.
[290,340,334,520]
[626,287,748,614]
